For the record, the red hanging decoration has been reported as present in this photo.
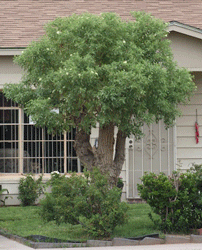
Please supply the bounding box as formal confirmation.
[195,121,199,144]
[195,109,199,144]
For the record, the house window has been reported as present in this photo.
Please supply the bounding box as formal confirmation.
[0,92,81,174]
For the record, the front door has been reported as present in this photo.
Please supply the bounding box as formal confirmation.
[127,121,176,199]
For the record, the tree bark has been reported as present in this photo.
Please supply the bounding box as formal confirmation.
[111,130,126,186]
[74,128,95,172]
[94,123,115,175]
[74,124,126,187]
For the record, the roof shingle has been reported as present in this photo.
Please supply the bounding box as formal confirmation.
[1,0,202,48]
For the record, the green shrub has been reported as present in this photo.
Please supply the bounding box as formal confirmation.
[137,165,202,233]
[117,177,124,189]
[18,174,43,206]
[40,169,128,238]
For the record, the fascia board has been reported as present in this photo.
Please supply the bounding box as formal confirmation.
[168,22,202,40]
[0,48,24,56]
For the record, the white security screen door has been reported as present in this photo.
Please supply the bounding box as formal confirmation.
[127,121,176,199]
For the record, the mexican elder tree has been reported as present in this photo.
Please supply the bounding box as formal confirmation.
[4,12,195,186]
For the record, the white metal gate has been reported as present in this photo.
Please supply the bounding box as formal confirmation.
[127,121,176,199]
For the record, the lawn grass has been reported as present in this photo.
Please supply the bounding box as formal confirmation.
[112,203,161,238]
[0,204,161,241]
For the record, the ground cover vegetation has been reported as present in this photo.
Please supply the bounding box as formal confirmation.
[3,11,195,186]
[0,203,160,241]
[138,165,202,233]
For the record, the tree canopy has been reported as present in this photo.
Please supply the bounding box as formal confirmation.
[4,12,195,184]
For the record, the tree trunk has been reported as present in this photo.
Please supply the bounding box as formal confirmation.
[74,124,126,187]
[112,130,126,186]
[74,128,95,172]
[94,123,115,175]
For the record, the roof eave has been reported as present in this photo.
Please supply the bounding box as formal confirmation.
[168,21,202,40]
[0,48,25,56]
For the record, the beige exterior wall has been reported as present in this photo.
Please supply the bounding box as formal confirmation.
[0,56,22,89]
[0,174,51,206]
[177,72,202,170]
[168,31,202,170]
[169,31,202,71]
[0,176,21,205]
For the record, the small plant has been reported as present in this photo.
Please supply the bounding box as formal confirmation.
[18,174,43,206]
[0,187,11,206]
[40,168,128,238]
[117,177,124,189]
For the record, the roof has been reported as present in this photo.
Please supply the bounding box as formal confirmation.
[1,0,202,48]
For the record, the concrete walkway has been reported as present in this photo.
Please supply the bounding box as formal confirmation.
[0,235,31,250]
[1,235,202,250]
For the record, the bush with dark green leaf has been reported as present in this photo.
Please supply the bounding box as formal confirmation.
[18,174,43,206]
[117,177,124,189]
[40,169,128,238]
[137,165,202,233]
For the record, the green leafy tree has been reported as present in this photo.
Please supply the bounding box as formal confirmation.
[4,12,195,185]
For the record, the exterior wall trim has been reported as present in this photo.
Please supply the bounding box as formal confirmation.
[0,49,24,56]
[187,68,202,72]
[168,21,202,40]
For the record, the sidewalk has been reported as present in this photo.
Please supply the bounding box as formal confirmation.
[0,235,31,250]
[1,235,202,250]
